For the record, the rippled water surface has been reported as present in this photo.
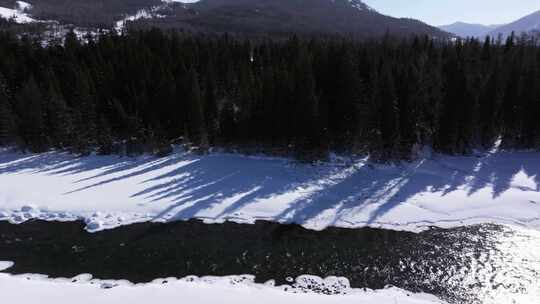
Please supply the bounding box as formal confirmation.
[0,220,538,303]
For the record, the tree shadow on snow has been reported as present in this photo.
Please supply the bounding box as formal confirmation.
[1,147,539,225]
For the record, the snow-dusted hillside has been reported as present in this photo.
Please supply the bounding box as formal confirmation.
[1,147,540,232]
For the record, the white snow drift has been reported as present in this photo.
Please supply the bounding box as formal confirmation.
[0,5,34,23]
[1,147,540,232]
[0,270,446,304]
[115,0,192,32]
[0,261,14,271]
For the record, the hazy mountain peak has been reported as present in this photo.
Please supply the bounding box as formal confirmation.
[439,21,501,38]
[489,9,540,37]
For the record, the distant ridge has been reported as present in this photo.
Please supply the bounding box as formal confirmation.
[0,0,449,38]
[488,9,540,37]
[439,21,501,38]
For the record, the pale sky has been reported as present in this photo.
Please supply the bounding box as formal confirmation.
[363,0,540,26]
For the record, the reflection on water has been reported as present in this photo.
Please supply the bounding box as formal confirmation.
[470,226,540,304]
[0,220,538,304]
[408,225,540,304]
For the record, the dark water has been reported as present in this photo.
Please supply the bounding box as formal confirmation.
[0,220,539,304]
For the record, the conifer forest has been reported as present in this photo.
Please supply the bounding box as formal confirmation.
[0,29,539,160]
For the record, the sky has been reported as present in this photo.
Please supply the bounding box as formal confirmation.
[363,0,540,26]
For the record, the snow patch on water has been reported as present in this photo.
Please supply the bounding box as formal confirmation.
[0,261,14,271]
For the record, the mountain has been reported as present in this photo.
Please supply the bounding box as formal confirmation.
[0,0,164,27]
[488,10,540,38]
[137,0,449,38]
[439,22,500,38]
[0,0,449,38]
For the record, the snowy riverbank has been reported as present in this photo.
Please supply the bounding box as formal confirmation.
[1,147,540,232]
[0,269,446,304]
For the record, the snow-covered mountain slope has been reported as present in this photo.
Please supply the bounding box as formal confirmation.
[0,273,446,304]
[439,21,501,38]
[489,9,540,37]
[139,0,448,38]
[1,147,540,232]
[346,0,373,12]
[0,2,34,23]
[0,0,448,38]
[0,0,165,27]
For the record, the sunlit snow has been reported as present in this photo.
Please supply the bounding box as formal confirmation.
[0,5,34,23]
[1,147,540,232]
[0,272,446,304]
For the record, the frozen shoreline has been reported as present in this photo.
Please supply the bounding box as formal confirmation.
[1,147,540,232]
[0,268,446,304]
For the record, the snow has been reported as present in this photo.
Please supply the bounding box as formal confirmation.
[0,6,34,23]
[0,147,540,232]
[16,1,32,11]
[0,261,14,271]
[347,0,374,12]
[0,271,446,304]
[115,0,198,32]
[115,9,159,32]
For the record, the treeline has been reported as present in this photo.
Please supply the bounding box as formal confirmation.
[0,29,540,160]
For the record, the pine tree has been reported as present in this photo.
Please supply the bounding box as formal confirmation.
[72,69,97,155]
[255,66,277,143]
[478,66,502,149]
[0,73,13,145]
[293,47,324,160]
[395,65,419,158]
[15,77,47,152]
[519,65,539,148]
[45,82,73,148]
[0,96,12,146]
[371,63,400,160]
[204,74,219,146]
[500,63,521,148]
[437,48,467,154]
[97,115,114,155]
[64,29,80,54]
[186,68,208,149]
[219,98,236,145]
[331,46,364,150]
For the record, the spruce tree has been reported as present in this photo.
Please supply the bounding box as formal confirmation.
[45,83,72,148]
[97,115,114,155]
[437,49,466,154]
[372,63,400,160]
[15,77,47,152]
[332,46,364,150]
[72,69,97,155]
[204,74,219,146]
[478,67,502,149]
[519,65,539,148]
[186,68,208,149]
[220,99,236,145]
[293,48,324,160]
[0,73,13,145]
[500,63,521,148]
